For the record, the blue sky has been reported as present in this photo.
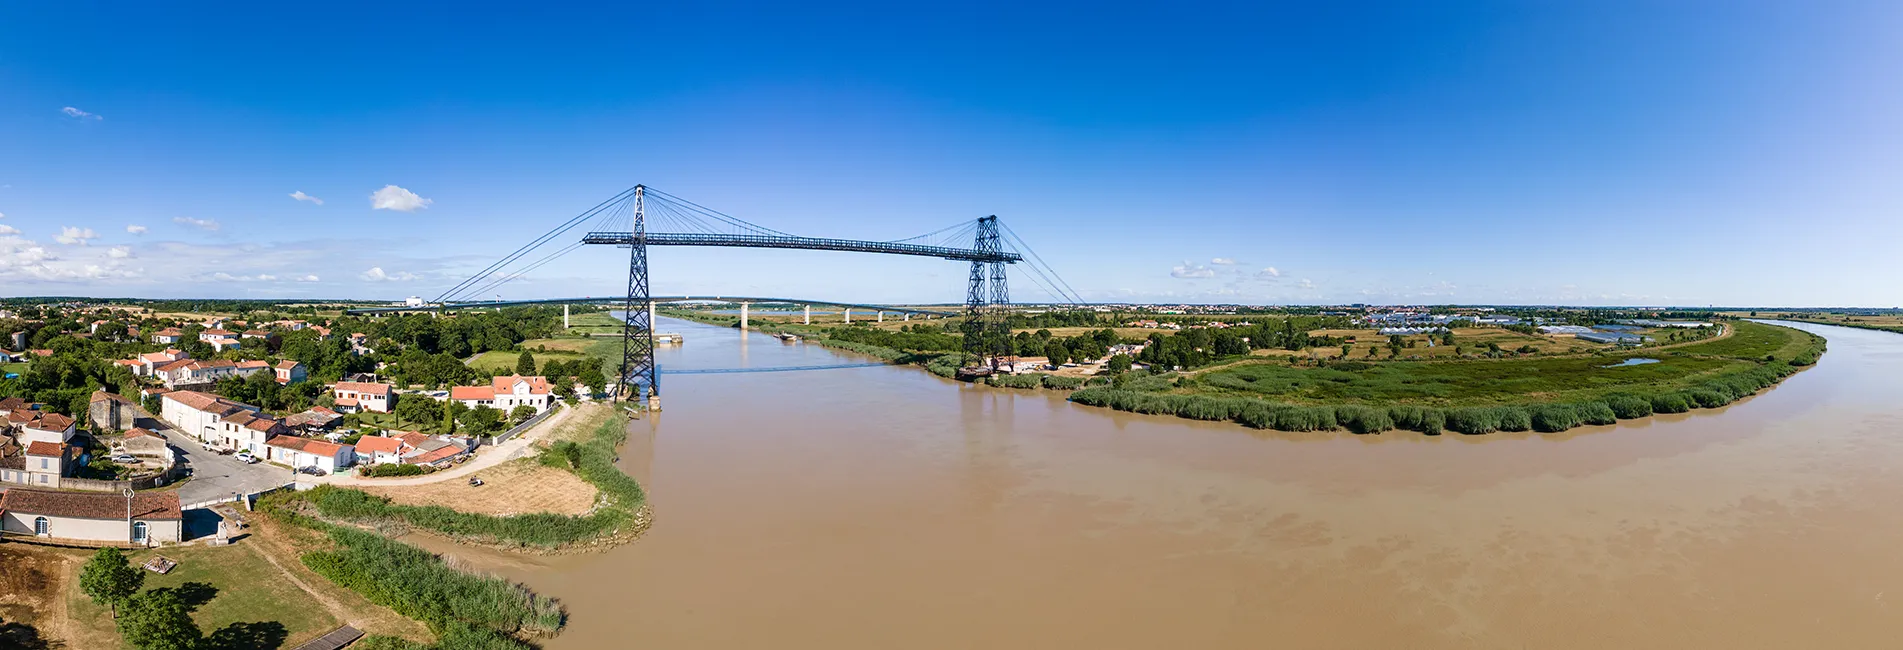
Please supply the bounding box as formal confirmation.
[1,1,1900,306]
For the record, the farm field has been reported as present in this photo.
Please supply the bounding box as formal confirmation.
[360,458,598,516]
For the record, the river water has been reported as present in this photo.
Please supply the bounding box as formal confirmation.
[424,319,1903,649]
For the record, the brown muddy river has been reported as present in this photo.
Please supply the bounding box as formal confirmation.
[422,319,1903,649]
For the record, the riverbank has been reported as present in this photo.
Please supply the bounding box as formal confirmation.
[1068,320,1826,435]
[287,404,651,554]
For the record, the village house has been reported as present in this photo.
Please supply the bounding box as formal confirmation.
[131,348,188,376]
[0,488,183,545]
[152,327,184,344]
[0,441,77,488]
[274,360,307,384]
[450,375,553,414]
[330,381,393,413]
[353,431,473,467]
[15,412,77,447]
[159,391,285,454]
[263,435,354,473]
[352,435,409,465]
[241,329,272,340]
[119,428,170,458]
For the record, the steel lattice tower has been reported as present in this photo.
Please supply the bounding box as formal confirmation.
[618,186,659,408]
[961,215,1011,367]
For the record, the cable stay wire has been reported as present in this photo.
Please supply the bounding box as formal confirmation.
[1001,223,1085,305]
[436,185,639,303]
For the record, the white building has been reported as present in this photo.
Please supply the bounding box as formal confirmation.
[331,382,394,413]
[450,375,553,414]
[263,436,355,473]
[159,391,286,454]
[0,488,183,546]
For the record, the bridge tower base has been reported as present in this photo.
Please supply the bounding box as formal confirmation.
[961,215,1011,371]
[617,186,660,410]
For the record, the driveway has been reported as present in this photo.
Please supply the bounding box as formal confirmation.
[147,420,294,506]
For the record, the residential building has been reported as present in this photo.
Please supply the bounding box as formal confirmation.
[274,360,307,384]
[152,358,266,388]
[0,441,75,488]
[152,327,184,344]
[353,435,408,465]
[16,413,77,447]
[133,349,188,376]
[284,406,342,433]
[119,428,169,458]
[199,328,235,342]
[0,488,183,545]
[159,391,285,454]
[208,337,241,352]
[331,382,393,413]
[263,435,354,473]
[241,329,272,339]
[450,375,552,414]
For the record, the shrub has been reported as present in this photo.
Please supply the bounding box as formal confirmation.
[1271,406,1337,432]
[1336,405,1394,434]
[1605,394,1654,419]
[986,374,1043,389]
[1040,375,1086,390]
[1386,406,1444,435]
[1574,401,1619,426]
[362,464,429,478]
[1493,406,1532,432]
[300,526,563,638]
[1446,407,1500,435]
[1650,393,1692,414]
[1529,404,1581,433]
[1688,388,1730,409]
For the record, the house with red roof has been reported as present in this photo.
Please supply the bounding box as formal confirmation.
[152,327,184,344]
[450,375,552,414]
[275,360,307,385]
[264,435,355,473]
[330,381,393,413]
[159,390,285,454]
[0,488,182,545]
[0,440,75,488]
[17,412,77,447]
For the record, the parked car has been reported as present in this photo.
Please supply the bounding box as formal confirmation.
[111,454,138,464]
[297,466,327,476]
[234,451,259,464]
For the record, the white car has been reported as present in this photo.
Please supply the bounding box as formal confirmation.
[234,451,260,464]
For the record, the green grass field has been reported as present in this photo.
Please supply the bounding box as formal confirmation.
[468,347,590,374]
[68,544,341,649]
[1,361,28,376]
[1189,321,1816,408]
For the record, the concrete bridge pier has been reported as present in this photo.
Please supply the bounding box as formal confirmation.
[563,304,570,329]
[903,313,909,322]
[647,300,656,329]
[844,308,852,324]
[739,302,749,330]
[803,304,811,325]
[877,311,883,323]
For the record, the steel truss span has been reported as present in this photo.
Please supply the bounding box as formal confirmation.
[579,232,1021,263]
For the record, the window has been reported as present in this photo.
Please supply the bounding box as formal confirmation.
[37,474,47,484]
[33,517,48,535]
[132,522,148,543]
[38,458,48,469]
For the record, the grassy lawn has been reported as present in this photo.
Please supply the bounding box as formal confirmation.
[1191,321,1812,408]
[468,345,589,373]
[353,411,443,433]
[67,544,342,649]
[2,361,29,377]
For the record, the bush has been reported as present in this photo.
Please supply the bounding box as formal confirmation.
[361,464,430,478]
[1336,405,1393,434]
[986,374,1043,389]
[1574,401,1619,426]
[300,526,563,637]
[1270,406,1337,432]
[1386,406,1444,435]
[1493,406,1532,432]
[1529,404,1581,433]
[1040,375,1086,390]
[1688,388,1730,409]
[1650,393,1692,414]
[1605,394,1654,419]
[1445,407,1498,435]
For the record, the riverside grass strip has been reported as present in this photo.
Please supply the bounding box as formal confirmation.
[1070,321,1824,436]
[300,410,646,551]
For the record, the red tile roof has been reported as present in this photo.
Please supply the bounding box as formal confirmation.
[0,488,181,520]
[353,435,404,455]
[333,382,391,396]
[28,413,74,431]
[491,375,550,395]
[237,360,270,369]
[449,386,493,400]
[0,397,31,412]
[408,445,463,465]
[24,441,64,457]
[265,435,348,457]
[126,428,156,438]
[275,360,301,370]
[332,397,359,408]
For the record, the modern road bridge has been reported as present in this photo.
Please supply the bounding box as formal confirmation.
[413,185,1081,410]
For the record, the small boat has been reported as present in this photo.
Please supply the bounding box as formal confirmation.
[774,333,801,342]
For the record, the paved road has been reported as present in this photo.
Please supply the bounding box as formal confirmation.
[145,418,292,505]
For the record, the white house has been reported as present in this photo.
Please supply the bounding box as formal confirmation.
[331,381,393,413]
[14,412,77,447]
[275,360,307,385]
[352,435,409,465]
[133,349,188,376]
[263,435,354,473]
[450,375,552,414]
[0,441,75,488]
[159,390,286,454]
[0,488,183,546]
[152,327,184,344]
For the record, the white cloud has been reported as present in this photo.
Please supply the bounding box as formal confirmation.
[1298,278,1316,289]
[369,185,431,212]
[126,224,148,234]
[296,274,321,282]
[210,272,279,282]
[60,106,102,121]
[173,217,220,231]
[0,225,17,236]
[1256,266,1282,279]
[1210,258,1240,266]
[55,226,98,245]
[1170,261,1215,279]
[290,191,324,205]
[360,266,419,282]
[108,246,132,259]
[0,212,6,218]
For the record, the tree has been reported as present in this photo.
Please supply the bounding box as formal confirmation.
[1045,342,1070,366]
[1440,331,1456,346]
[509,404,538,424]
[79,548,144,618]
[1106,354,1133,373]
[577,364,606,397]
[394,394,440,430]
[458,405,502,434]
[514,350,536,375]
[117,589,201,650]
[1339,344,1352,358]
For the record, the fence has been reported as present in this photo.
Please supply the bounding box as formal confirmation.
[487,403,562,446]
